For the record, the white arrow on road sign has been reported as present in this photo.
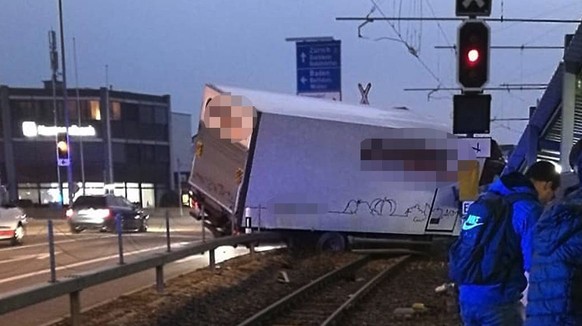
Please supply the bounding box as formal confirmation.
[300,76,308,84]
[458,137,491,159]
[463,0,485,8]
[300,52,307,63]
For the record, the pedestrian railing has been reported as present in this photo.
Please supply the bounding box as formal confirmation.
[0,231,284,326]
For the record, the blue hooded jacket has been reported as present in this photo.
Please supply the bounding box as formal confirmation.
[459,172,544,306]
[525,186,582,325]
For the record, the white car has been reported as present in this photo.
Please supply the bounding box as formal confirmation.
[0,203,27,246]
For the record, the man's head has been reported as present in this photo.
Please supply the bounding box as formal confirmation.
[525,161,561,204]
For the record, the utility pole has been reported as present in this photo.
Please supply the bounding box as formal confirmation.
[58,0,74,205]
[49,30,64,205]
[73,37,86,195]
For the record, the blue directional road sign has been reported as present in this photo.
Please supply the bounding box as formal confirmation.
[296,40,341,95]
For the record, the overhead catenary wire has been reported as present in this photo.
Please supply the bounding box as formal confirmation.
[337,17,582,24]
[362,0,451,98]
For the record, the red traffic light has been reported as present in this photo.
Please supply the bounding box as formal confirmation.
[467,49,480,64]
[457,20,490,90]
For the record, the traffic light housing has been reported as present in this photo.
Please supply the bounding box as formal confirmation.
[56,134,70,166]
[457,20,490,90]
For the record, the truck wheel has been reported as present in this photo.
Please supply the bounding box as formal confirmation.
[316,232,347,252]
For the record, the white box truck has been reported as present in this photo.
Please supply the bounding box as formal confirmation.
[189,84,491,250]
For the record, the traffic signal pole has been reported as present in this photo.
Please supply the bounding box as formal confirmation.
[58,0,74,205]
[49,30,64,205]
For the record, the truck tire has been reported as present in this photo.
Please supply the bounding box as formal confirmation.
[316,232,347,252]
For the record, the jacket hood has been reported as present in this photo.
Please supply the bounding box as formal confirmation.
[535,188,582,256]
[488,172,537,197]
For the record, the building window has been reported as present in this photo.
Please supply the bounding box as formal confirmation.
[18,185,39,204]
[126,144,140,164]
[111,102,121,120]
[156,146,170,162]
[89,101,101,120]
[141,145,155,162]
[112,143,126,163]
[140,105,154,123]
[11,101,37,121]
[122,103,139,121]
[67,99,79,121]
[141,184,155,208]
[154,106,168,125]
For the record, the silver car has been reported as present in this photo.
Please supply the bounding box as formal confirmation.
[0,187,27,245]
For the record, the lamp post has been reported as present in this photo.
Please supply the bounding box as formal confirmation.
[58,0,75,205]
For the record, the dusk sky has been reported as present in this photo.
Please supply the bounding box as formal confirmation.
[2,0,581,145]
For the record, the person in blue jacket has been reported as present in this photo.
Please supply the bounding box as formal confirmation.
[526,141,582,325]
[459,160,560,326]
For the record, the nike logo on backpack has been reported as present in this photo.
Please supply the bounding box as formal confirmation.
[462,214,484,230]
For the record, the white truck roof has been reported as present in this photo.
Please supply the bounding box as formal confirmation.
[210,84,450,132]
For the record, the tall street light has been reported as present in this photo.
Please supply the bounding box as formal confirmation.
[58,0,74,205]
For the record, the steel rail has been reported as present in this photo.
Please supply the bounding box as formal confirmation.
[236,254,372,326]
[321,255,412,326]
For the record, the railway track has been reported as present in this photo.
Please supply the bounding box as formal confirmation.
[237,252,413,326]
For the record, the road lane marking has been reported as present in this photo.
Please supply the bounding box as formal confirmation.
[0,235,117,252]
[0,252,61,265]
[0,242,192,285]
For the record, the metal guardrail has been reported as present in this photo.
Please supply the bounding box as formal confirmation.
[0,232,284,325]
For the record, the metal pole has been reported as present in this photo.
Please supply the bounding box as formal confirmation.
[165,210,171,252]
[49,30,63,205]
[47,220,57,283]
[69,291,81,326]
[177,158,183,216]
[209,249,215,270]
[104,77,114,188]
[155,265,164,293]
[200,203,206,242]
[58,0,74,206]
[249,242,255,257]
[116,214,124,264]
[72,37,85,196]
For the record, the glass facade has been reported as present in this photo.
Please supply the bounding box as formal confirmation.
[17,182,163,207]
[3,87,173,208]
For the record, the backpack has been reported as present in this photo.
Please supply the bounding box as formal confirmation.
[448,191,534,285]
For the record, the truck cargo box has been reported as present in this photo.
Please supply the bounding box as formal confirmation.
[190,84,487,243]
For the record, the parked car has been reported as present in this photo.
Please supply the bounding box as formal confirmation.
[0,187,27,245]
[67,195,148,233]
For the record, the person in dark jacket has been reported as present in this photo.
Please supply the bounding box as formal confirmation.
[459,160,560,326]
[526,141,582,325]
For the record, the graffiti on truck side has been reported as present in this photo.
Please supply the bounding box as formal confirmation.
[328,197,459,223]
[328,197,432,222]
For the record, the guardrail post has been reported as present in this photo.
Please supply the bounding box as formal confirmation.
[156,265,164,293]
[116,214,124,265]
[249,242,256,257]
[47,219,57,283]
[70,291,81,326]
[200,203,206,242]
[209,249,215,270]
[165,210,171,252]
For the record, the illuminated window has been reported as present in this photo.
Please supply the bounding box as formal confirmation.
[90,101,101,120]
[111,102,121,120]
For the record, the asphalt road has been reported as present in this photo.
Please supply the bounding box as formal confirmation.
[0,214,267,326]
